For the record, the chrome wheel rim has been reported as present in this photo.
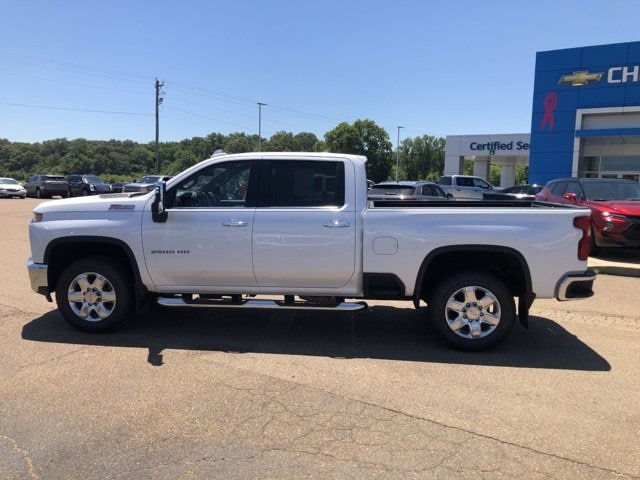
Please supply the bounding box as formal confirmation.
[67,272,117,322]
[444,285,501,339]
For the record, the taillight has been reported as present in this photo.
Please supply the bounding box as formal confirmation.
[574,215,592,261]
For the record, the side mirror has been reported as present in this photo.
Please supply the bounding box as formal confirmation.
[563,192,578,203]
[151,181,168,223]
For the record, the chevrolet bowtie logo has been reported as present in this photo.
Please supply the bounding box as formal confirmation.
[558,71,604,86]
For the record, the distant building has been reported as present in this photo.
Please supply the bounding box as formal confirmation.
[530,41,640,184]
[446,41,640,187]
[444,133,530,187]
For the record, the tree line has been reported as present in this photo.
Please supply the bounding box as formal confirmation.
[0,119,446,184]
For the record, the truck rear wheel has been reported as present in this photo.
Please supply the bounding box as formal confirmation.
[55,256,134,332]
[429,270,515,351]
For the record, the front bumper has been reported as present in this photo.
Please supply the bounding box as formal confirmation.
[0,190,26,198]
[557,269,596,301]
[27,257,52,301]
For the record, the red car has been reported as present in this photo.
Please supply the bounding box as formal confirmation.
[535,178,640,253]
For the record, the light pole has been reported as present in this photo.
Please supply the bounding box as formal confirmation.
[154,78,164,174]
[395,126,404,181]
[257,102,267,151]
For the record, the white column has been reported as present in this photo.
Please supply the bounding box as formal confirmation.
[500,164,516,187]
[473,158,489,180]
[445,155,467,175]
[444,136,463,175]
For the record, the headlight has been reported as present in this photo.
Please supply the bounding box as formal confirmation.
[33,212,44,222]
[600,212,629,232]
[601,212,628,220]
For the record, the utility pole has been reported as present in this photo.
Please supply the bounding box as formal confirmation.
[155,78,165,174]
[257,102,266,151]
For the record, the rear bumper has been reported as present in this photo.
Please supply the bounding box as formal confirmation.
[27,257,52,301]
[557,269,596,301]
[42,187,69,195]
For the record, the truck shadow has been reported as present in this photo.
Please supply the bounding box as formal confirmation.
[22,305,610,371]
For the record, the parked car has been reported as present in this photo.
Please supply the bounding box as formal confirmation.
[483,184,543,201]
[368,181,452,201]
[0,177,27,198]
[23,175,69,198]
[535,177,640,253]
[109,182,127,193]
[67,174,112,196]
[123,175,164,193]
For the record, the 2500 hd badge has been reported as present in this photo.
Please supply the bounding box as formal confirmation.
[150,250,190,254]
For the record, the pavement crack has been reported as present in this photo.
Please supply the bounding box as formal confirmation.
[0,346,88,384]
[0,434,38,479]
[196,355,636,478]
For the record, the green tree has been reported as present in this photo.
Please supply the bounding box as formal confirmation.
[294,132,319,151]
[263,131,297,151]
[516,165,529,184]
[489,164,501,185]
[224,133,256,153]
[324,119,393,182]
[399,135,445,181]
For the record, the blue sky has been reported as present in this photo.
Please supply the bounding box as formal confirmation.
[2,0,640,146]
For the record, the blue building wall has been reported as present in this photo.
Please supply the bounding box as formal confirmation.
[530,41,640,184]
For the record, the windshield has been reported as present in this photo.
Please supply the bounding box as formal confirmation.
[0,178,19,185]
[138,176,161,183]
[84,175,104,183]
[583,181,640,200]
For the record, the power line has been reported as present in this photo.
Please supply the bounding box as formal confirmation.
[0,101,152,116]
[164,106,253,131]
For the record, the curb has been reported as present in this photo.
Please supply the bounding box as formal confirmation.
[588,257,640,278]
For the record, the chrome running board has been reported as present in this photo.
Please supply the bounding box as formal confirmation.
[156,295,368,311]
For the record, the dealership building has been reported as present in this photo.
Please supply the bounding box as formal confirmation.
[445,41,640,186]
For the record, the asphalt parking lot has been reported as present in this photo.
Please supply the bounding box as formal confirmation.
[1,197,639,479]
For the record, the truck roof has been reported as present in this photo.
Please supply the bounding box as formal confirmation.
[205,151,368,167]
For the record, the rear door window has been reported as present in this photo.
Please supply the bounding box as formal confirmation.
[265,160,344,207]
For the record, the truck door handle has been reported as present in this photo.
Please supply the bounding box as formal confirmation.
[222,220,249,227]
[323,220,350,228]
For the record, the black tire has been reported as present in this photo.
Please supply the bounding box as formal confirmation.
[55,256,134,332]
[428,270,515,351]
[35,188,42,199]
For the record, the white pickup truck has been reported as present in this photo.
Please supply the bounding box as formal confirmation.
[438,174,499,200]
[27,152,596,350]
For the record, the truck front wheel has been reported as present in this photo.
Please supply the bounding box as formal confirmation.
[429,270,515,351]
[55,257,134,332]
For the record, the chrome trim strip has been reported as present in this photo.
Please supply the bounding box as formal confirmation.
[157,296,368,311]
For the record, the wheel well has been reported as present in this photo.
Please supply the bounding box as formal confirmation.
[46,239,141,298]
[417,248,531,303]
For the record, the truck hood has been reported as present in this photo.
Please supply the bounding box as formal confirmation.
[586,199,640,216]
[33,192,151,213]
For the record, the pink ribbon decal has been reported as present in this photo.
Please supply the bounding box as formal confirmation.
[540,92,557,130]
